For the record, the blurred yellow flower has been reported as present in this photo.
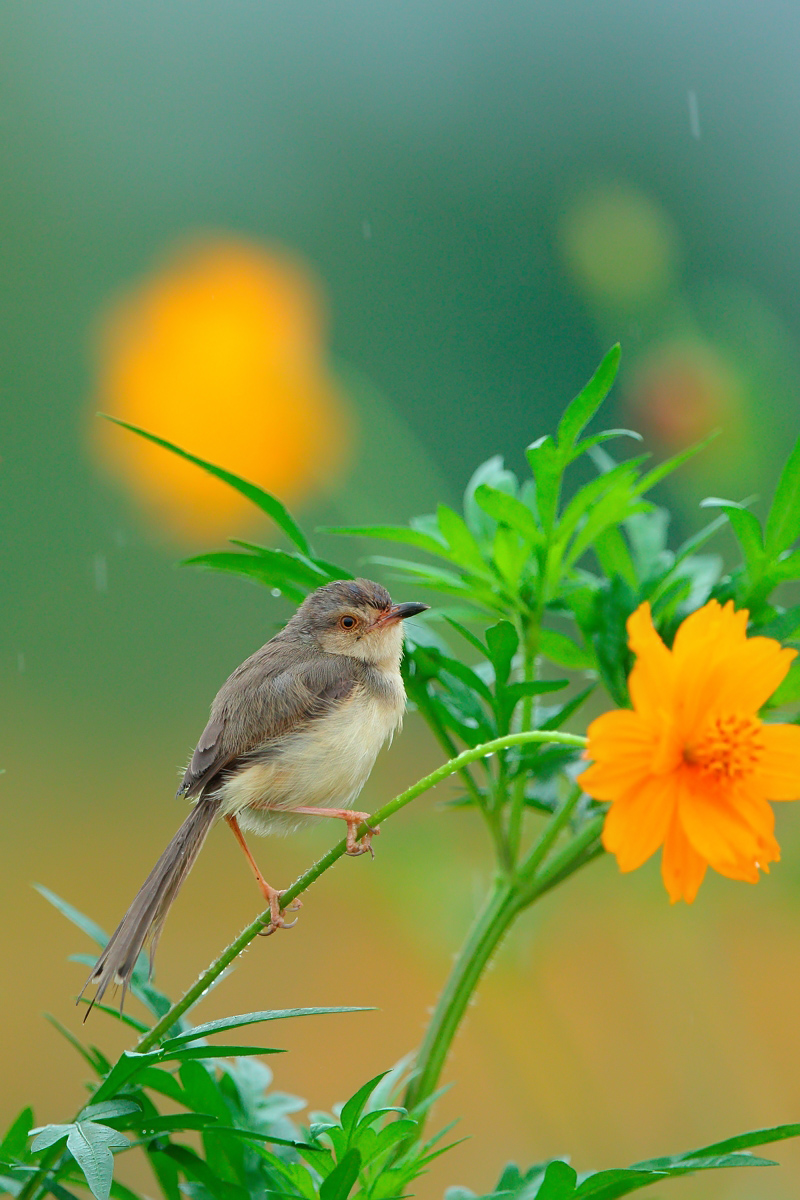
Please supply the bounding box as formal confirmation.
[92,236,352,539]
[578,600,800,903]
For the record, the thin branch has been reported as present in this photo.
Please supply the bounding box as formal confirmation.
[136,729,586,1052]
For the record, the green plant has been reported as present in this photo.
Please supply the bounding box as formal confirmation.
[5,345,800,1200]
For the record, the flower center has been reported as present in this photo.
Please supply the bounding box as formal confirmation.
[684,713,765,780]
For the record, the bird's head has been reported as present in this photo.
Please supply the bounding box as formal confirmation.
[294,578,429,666]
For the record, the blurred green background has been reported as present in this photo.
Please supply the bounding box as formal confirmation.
[3,3,800,1197]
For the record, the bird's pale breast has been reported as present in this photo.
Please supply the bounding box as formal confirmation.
[218,673,405,836]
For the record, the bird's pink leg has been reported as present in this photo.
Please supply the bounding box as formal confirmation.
[225,814,301,933]
[292,807,380,856]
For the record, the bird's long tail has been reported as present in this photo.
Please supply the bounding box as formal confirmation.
[79,797,221,1016]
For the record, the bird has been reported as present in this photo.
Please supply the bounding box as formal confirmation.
[80,578,429,1013]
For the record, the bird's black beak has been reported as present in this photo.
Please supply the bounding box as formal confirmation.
[376,601,430,626]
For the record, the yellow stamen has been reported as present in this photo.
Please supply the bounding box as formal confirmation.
[684,713,764,781]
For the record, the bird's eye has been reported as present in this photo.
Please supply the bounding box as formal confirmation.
[340,614,357,630]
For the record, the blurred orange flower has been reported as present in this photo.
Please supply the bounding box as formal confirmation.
[92,236,352,539]
[578,600,800,903]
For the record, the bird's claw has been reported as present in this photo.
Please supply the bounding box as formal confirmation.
[345,816,381,858]
[257,891,302,935]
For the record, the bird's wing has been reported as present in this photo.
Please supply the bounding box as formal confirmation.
[178,653,361,798]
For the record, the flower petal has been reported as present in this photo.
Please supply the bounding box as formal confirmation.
[757,723,800,800]
[626,603,675,722]
[678,769,769,878]
[602,774,676,872]
[661,811,707,903]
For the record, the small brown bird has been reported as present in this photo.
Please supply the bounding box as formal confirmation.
[81,579,428,1012]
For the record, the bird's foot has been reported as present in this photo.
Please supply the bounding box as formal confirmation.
[344,811,380,858]
[257,885,303,936]
[292,805,381,857]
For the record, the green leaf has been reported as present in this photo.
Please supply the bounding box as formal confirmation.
[319,1148,361,1200]
[526,436,563,535]
[463,456,520,539]
[74,1000,149,1035]
[66,1122,129,1200]
[590,526,638,591]
[443,617,488,656]
[654,1121,800,1161]
[535,1158,577,1198]
[557,345,621,453]
[0,1108,34,1162]
[539,628,594,670]
[339,1073,389,1137]
[161,1143,249,1200]
[700,499,764,572]
[45,1014,110,1076]
[437,504,490,573]
[79,1102,140,1124]
[164,1043,284,1063]
[161,1006,372,1048]
[492,525,531,588]
[320,524,447,556]
[765,434,800,554]
[181,552,308,603]
[34,885,108,948]
[474,485,542,545]
[635,431,718,495]
[485,621,519,685]
[569,429,642,463]
[101,417,311,555]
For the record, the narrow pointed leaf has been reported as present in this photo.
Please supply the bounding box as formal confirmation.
[34,886,108,948]
[321,524,447,556]
[320,1148,361,1200]
[635,431,718,495]
[101,416,311,554]
[765,434,800,554]
[0,1108,34,1162]
[161,1006,372,1048]
[557,345,621,452]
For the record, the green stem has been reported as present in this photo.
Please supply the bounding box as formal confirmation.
[403,880,520,1114]
[403,809,604,1121]
[137,730,586,1052]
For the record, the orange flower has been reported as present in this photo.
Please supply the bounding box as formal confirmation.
[92,236,351,541]
[578,600,800,902]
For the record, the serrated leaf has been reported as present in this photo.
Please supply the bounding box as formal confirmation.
[765,434,800,555]
[162,1007,371,1048]
[101,417,311,554]
[485,621,519,685]
[557,345,621,452]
